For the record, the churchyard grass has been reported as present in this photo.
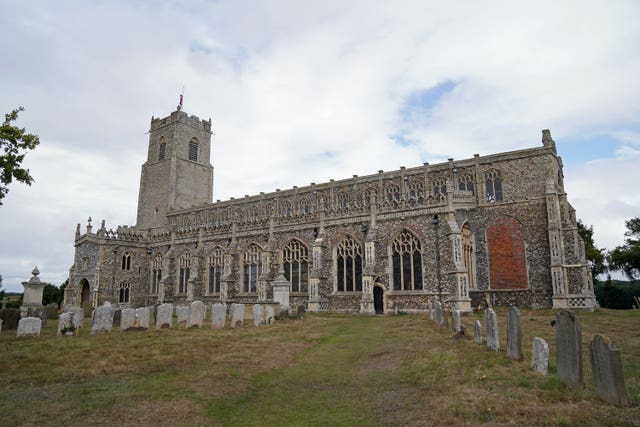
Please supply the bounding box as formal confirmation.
[0,308,638,426]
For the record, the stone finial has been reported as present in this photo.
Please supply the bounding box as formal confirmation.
[75,223,81,238]
[31,266,40,278]
[542,129,555,148]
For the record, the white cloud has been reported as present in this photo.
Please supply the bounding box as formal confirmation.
[1,0,639,291]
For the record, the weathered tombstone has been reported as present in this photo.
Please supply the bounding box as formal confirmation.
[17,317,42,337]
[297,304,306,320]
[187,301,206,328]
[589,335,629,406]
[427,301,433,320]
[531,337,549,374]
[484,308,499,352]
[434,301,442,325]
[135,307,151,329]
[176,305,189,327]
[57,312,76,336]
[452,310,461,333]
[45,303,59,320]
[211,303,226,329]
[474,320,483,344]
[253,304,265,326]
[156,303,174,329]
[556,309,582,388]
[506,307,522,360]
[68,307,84,330]
[0,309,20,330]
[230,304,244,328]
[121,308,136,331]
[265,306,275,325]
[90,302,114,334]
[112,308,122,328]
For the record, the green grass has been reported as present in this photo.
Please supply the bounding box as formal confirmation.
[1,308,639,426]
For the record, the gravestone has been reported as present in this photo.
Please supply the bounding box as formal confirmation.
[135,307,151,329]
[120,308,136,331]
[57,312,76,336]
[156,303,174,329]
[0,309,20,330]
[434,301,442,325]
[531,337,549,374]
[253,304,265,326]
[17,317,42,337]
[297,304,306,320]
[427,301,433,320]
[176,305,189,327]
[68,307,84,330]
[112,308,122,328]
[474,320,482,344]
[265,306,275,325]
[230,304,244,328]
[443,310,450,329]
[484,308,499,351]
[45,303,59,320]
[506,307,522,360]
[556,309,582,388]
[91,302,114,334]
[211,303,226,329]
[589,335,629,406]
[187,301,206,328]
[452,310,461,333]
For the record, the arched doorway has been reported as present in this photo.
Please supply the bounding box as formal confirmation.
[373,286,384,315]
[79,279,91,315]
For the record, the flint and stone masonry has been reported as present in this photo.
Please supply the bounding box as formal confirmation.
[63,108,596,314]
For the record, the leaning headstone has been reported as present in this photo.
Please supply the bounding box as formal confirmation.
[589,335,629,406]
[187,301,206,328]
[90,302,114,334]
[211,303,226,329]
[135,307,151,329]
[474,320,483,344]
[176,305,189,327]
[484,308,500,351]
[556,309,582,388]
[531,337,549,374]
[434,301,442,325]
[452,310,461,333]
[156,303,174,329]
[230,304,244,328]
[427,301,433,320]
[253,304,265,326]
[0,309,21,330]
[120,308,136,331]
[506,307,522,360]
[265,306,275,325]
[57,312,76,336]
[17,317,42,337]
[112,308,122,328]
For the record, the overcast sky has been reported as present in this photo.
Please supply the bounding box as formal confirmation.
[1,1,639,293]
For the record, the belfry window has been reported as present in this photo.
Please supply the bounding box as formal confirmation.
[391,231,423,291]
[485,169,503,202]
[208,247,224,294]
[121,252,131,271]
[336,236,363,292]
[283,240,309,293]
[188,139,199,161]
[119,281,130,303]
[178,252,191,294]
[159,142,166,160]
[151,253,162,294]
[243,244,262,293]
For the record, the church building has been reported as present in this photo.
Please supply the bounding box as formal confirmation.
[64,108,597,314]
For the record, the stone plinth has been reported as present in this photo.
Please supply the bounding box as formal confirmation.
[20,267,47,317]
[271,275,291,310]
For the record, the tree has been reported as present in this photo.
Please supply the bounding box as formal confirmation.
[577,219,606,279]
[42,283,62,307]
[0,107,40,205]
[608,217,640,279]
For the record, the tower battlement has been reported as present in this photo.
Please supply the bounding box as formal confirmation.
[150,110,212,133]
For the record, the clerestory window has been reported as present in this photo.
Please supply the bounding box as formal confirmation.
[485,169,503,202]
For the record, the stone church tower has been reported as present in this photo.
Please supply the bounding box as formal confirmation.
[136,110,214,229]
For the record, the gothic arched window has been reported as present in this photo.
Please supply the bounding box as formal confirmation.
[121,252,131,271]
[283,240,309,293]
[485,169,503,202]
[462,223,475,288]
[336,236,363,292]
[151,253,162,294]
[243,244,262,293]
[207,247,224,294]
[433,178,447,202]
[336,191,349,211]
[119,281,130,303]
[385,184,401,207]
[178,252,191,294]
[458,173,474,194]
[391,231,423,291]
